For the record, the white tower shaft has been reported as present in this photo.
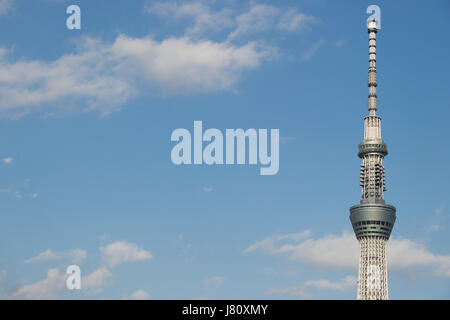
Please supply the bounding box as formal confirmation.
[357,237,388,299]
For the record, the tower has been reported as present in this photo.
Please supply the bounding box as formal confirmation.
[349,20,396,300]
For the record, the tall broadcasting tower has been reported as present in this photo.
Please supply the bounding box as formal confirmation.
[349,20,396,300]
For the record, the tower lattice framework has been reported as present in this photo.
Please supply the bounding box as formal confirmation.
[349,20,396,300]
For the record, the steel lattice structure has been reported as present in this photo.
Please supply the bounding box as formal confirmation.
[349,20,396,300]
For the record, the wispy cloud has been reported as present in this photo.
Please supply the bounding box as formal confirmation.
[0,188,22,199]
[127,289,150,300]
[256,267,297,277]
[429,224,444,232]
[0,269,6,282]
[145,1,234,37]
[202,185,213,192]
[146,2,315,40]
[204,276,224,289]
[335,40,347,47]
[243,230,311,254]
[227,4,280,40]
[0,178,37,201]
[302,39,325,61]
[3,157,13,164]
[25,248,87,265]
[203,275,225,298]
[276,9,315,32]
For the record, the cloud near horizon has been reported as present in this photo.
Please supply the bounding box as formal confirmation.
[245,230,450,277]
[266,275,357,298]
[10,266,112,299]
[8,240,153,299]
[127,289,150,300]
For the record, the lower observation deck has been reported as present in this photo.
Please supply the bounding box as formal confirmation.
[350,203,396,239]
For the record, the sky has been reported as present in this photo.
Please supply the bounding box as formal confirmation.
[0,0,449,299]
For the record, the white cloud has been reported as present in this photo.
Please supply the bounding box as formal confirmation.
[0,47,8,57]
[11,268,66,299]
[0,39,134,116]
[111,36,272,93]
[1,2,315,117]
[3,157,13,164]
[277,231,358,269]
[0,35,272,117]
[82,266,113,295]
[387,237,450,276]
[434,256,450,277]
[127,289,150,300]
[100,241,153,268]
[266,275,357,298]
[25,248,86,265]
[29,193,38,198]
[245,230,357,269]
[245,230,450,277]
[11,266,112,299]
[304,275,357,292]
[24,249,58,264]
[0,0,12,15]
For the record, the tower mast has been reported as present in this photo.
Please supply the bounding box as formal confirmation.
[349,19,396,300]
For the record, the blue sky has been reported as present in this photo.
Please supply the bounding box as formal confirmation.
[0,0,449,299]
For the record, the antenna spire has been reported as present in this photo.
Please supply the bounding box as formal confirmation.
[368,20,378,116]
